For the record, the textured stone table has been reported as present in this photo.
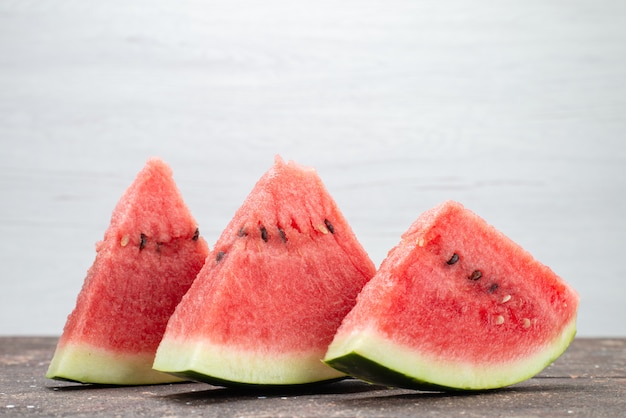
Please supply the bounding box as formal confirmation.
[0,337,624,417]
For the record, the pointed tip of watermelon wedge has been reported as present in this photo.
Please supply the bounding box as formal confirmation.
[145,155,172,173]
[268,155,323,184]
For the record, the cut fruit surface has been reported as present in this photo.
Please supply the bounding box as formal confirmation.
[154,156,376,386]
[324,200,579,390]
[47,158,209,385]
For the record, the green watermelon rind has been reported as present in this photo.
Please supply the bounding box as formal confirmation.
[153,338,347,387]
[324,353,459,392]
[323,319,577,391]
[46,343,184,385]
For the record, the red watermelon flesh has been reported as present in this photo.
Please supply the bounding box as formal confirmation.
[153,156,376,386]
[324,200,579,390]
[46,158,209,385]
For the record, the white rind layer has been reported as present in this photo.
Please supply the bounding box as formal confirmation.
[46,343,183,385]
[153,337,345,385]
[324,317,577,390]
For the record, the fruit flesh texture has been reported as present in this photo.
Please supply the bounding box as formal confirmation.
[154,156,376,385]
[324,200,579,390]
[47,158,209,385]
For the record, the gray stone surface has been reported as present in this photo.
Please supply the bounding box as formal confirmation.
[1,337,624,417]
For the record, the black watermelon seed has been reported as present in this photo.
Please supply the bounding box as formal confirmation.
[139,233,147,250]
[469,270,483,281]
[216,251,225,263]
[278,227,287,243]
[260,226,268,242]
[324,219,335,234]
[488,283,499,293]
[446,253,459,265]
[192,228,200,241]
[238,227,247,237]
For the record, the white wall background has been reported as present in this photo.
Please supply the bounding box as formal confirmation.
[1,0,625,336]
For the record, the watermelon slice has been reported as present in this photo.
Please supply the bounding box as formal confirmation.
[324,200,579,391]
[46,158,210,385]
[153,156,376,386]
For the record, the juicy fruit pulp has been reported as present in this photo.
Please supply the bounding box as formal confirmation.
[324,200,579,390]
[47,158,209,385]
[153,156,376,386]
